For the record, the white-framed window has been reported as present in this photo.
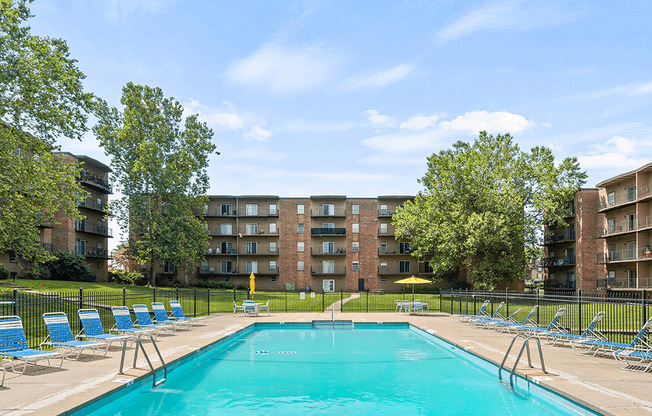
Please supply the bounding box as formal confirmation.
[352,204,359,215]
[380,223,388,234]
[220,204,233,215]
[245,223,258,234]
[76,239,86,255]
[246,260,258,273]
[322,204,335,215]
[352,223,359,233]
[297,242,304,252]
[626,185,636,202]
[380,260,388,271]
[399,260,411,273]
[297,223,304,233]
[269,203,277,215]
[269,241,277,253]
[245,204,258,216]
[607,191,615,206]
[245,241,258,254]
[269,222,277,234]
[380,277,387,283]
[322,222,334,229]
[297,204,304,215]
[380,241,387,252]
[380,204,388,215]
[322,260,335,273]
[297,261,305,271]
[352,242,359,252]
[322,241,334,254]
[607,217,616,233]
[269,260,277,271]
[220,223,232,235]
[352,261,359,271]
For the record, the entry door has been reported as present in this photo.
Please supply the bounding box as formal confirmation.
[358,278,365,292]
[323,279,335,292]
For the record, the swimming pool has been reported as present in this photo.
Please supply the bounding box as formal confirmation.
[72,322,600,416]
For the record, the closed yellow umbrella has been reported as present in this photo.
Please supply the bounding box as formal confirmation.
[394,276,431,301]
[249,273,256,297]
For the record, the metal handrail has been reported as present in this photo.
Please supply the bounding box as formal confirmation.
[118,334,167,388]
[498,334,547,388]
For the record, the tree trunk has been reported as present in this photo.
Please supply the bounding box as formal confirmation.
[149,263,156,287]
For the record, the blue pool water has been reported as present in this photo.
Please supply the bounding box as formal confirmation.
[75,323,597,416]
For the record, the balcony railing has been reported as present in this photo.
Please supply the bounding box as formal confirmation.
[311,247,346,255]
[597,189,636,212]
[597,221,637,238]
[75,223,113,237]
[378,248,412,255]
[543,232,575,244]
[239,247,279,255]
[240,209,279,217]
[207,248,237,255]
[205,209,237,217]
[76,247,110,259]
[198,266,238,275]
[596,249,638,264]
[311,228,346,236]
[543,256,576,267]
[78,198,107,212]
[310,208,346,217]
[378,210,397,217]
[378,266,413,275]
[311,266,346,275]
[597,277,651,289]
[238,229,279,236]
[638,183,652,200]
[210,229,236,236]
[79,169,112,193]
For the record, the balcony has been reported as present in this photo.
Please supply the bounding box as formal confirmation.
[197,266,238,276]
[378,248,412,255]
[207,248,237,255]
[638,183,652,201]
[238,229,279,236]
[75,222,113,237]
[543,233,575,245]
[596,190,636,212]
[597,277,652,289]
[311,228,346,236]
[596,249,638,264]
[378,210,397,217]
[79,169,112,194]
[311,266,346,275]
[210,229,236,237]
[311,247,346,255]
[310,208,346,217]
[205,208,237,217]
[240,208,279,217]
[597,221,638,238]
[76,247,111,259]
[247,267,279,275]
[239,247,279,256]
[543,256,576,267]
[378,266,413,275]
[78,198,108,212]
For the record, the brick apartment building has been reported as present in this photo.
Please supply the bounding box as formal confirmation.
[177,195,432,292]
[543,188,605,290]
[595,162,652,290]
[0,153,112,281]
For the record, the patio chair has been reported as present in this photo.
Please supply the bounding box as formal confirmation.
[455,300,490,322]
[479,308,522,329]
[151,302,191,330]
[243,300,257,316]
[0,315,64,374]
[513,307,566,335]
[170,300,206,325]
[78,309,130,349]
[132,304,176,335]
[494,305,539,333]
[234,301,245,315]
[111,306,157,338]
[41,312,106,360]
[614,348,652,372]
[396,300,412,314]
[468,302,505,326]
[258,300,270,315]
[573,316,652,357]
[412,300,424,315]
[542,311,606,346]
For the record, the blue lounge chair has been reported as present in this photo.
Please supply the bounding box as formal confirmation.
[133,304,175,334]
[111,306,157,337]
[542,311,606,346]
[412,300,424,315]
[513,307,566,335]
[495,305,539,333]
[233,301,245,315]
[614,348,652,372]
[41,312,106,360]
[78,309,131,348]
[455,300,491,322]
[258,300,270,315]
[0,315,64,374]
[469,302,505,326]
[479,308,522,329]
[573,316,652,357]
[170,300,206,325]
[151,302,191,330]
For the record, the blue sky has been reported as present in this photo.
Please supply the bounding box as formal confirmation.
[29,0,652,247]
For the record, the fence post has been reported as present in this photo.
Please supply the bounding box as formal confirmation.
[122,287,126,307]
[439,292,442,313]
[473,290,477,315]
[450,290,453,314]
[153,287,156,303]
[505,288,509,316]
[577,289,582,334]
[284,290,288,313]
[340,290,343,313]
[536,290,540,324]
[642,290,647,327]
[322,291,325,312]
[465,288,468,315]
[176,287,179,300]
[193,287,197,317]
[13,289,17,315]
[366,290,369,313]
[233,288,236,303]
[207,288,210,315]
[78,288,84,333]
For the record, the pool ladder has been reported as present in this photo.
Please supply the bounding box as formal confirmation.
[498,333,547,388]
[118,333,167,388]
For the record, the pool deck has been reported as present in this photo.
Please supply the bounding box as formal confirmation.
[1,311,650,416]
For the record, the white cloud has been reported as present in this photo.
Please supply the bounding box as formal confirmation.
[362,129,446,153]
[438,111,533,134]
[344,64,414,90]
[590,81,652,99]
[400,114,440,130]
[225,43,341,95]
[363,109,396,127]
[244,125,272,142]
[578,136,651,170]
[184,99,245,131]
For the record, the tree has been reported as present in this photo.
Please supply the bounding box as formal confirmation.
[393,132,586,288]
[0,0,93,265]
[94,83,218,286]
[46,250,96,282]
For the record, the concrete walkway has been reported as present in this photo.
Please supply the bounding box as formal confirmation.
[0,312,650,416]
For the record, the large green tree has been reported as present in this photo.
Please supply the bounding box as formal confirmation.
[0,0,93,265]
[393,132,586,288]
[94,83,217,286]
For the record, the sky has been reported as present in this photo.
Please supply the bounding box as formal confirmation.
[27,0,652,250]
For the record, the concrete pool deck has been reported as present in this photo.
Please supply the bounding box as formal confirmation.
[0,311,650,416]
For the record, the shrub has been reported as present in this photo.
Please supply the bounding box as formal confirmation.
[23,266,46,280]
[0,264,10,280]
[235,283,249,291]
[196,280,234,289]
[46,251,96,282]
[109,270,148,285]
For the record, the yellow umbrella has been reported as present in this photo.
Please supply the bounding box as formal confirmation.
[394,276,431,301]
[249,273,256,297]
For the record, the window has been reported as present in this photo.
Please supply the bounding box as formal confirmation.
[97,262,102,269]
[322,260,335,273]
[627,241,637,260]
[607,191,615,206]
[567,202,575,215]
[608,243,616,261]
[608,270,616,285]
[269,223,277,234]
[75,218,86,231]
[537,273,542,279]
[322,222,334,229]
[399,260,411,273]
[565,272,575,287]
[380,204,388,215]
[627,213,636,231]
[380,277,387,283]
[607,217,616,233]
[627,269,637,288]
[399,242,410,254]
[379,242,387,252]
[221,204,232,215]
[271,276,277,283]
[220,223,233,235]
[423,262,433,273]
[352,224,359,234]
[245,241,258,254]
[322,241,334,254]
[297,242,304,252]
[352,242,359,253]
[269,241,277,253]
[164,261,176,273]
[297,204,304,215]
[379,223,388,234]
[352,204,359,215]
[322,204,335,215]
[297,261,304,271]
[297,223,304,233]
[380,260,388,271]
[9,252,16,263]
[352,261,359,271]
[220,241,232,254]
[76,239,86,255]
[269,204,277,215]
[245,204,258,216]
[245,223,258,234]
[269,260,277,271]
[567,224,575,239]
[221,260,233,273]
[626,185,636,202]
[97,198,103,210]
[246,260,258,273]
